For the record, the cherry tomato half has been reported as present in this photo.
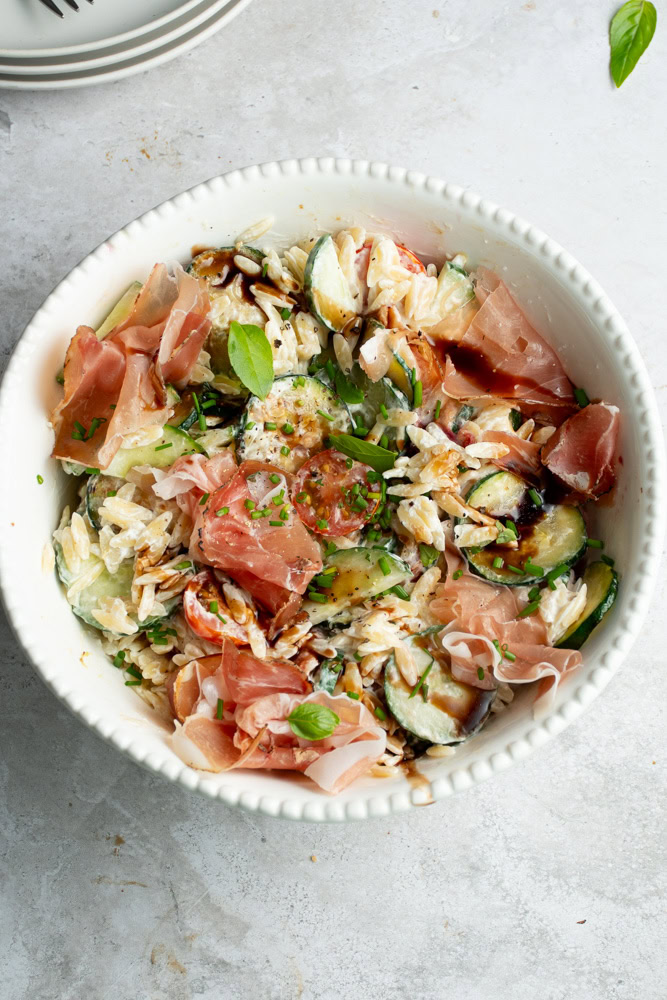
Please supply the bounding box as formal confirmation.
[356,240,426,280]
[291,449,381,535]
[183,570,249,645]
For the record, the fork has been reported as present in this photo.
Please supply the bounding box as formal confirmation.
[39,0,94,16]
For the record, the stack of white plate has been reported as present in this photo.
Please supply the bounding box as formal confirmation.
[0,0,253,90]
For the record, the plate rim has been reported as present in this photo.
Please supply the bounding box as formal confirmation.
[0,0,209,58]
[0,0,252,90]
[0,157,663,822]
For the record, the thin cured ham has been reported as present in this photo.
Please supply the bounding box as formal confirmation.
[430,537,582,693]
[483,430,542,483]
[541,403,619,500]
[152,452,237,502]
[442,277,576,419]
[50,264,210,468]
[195,461,322,595]
[220,640,310,704]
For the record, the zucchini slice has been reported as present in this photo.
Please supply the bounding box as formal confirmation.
[102,424,203,479]
[85,474,125,530]
[95,281,143,340]
[303,546,411,625]
[345,364,410,448]
[54,542,177,632]
[312,658,344,694]
[464,471,587,586]
[557,561,618,649]
[384,632,496,744]
[304,234,357,333]
[237,374,351,473]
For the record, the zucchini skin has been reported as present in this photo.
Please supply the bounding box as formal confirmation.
[557,562,619,650]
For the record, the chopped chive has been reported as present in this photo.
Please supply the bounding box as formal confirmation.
[601,554,615,566]
[325,359,336,381]
[272,490,285,506]
[251,510,264,519]
[505,520,518,537]
[380,404,389,420]
[200,492,210,506]
[518,601,541,618]
[280,307,291,321]
[477,667,485,681]
[269,473,281,484]
[294,376,305,387]
[244,499,256,510]
[528,586,541,601]
[215,506,229,517]
[345,458,354,469]
[351,483,361,495]
[506,564,524,575]
[353,497,369,510]
[308,591,328,604]
[347,692,360,700]
[452,569,463,580]
[113,651,126,668]
[192,392,206,431]
[586,538,604,549]
[84,468,100,475]
[524,561,544,576]
[282,422,294,434]
[413,380,423,408]
[502,647,517,662]
[366,529,380,542]
[317,409,334,421]
[374,706,387,721]
[352,426,368,437]
[175,560,193,570]
[409,661,433,699]
[264,421,277,431]
[313,572,336,587]
[154,442,173,451]
[107,491,117,497]
[216,698,224,720]
[410,367,417,386]
[387,494,401,504]
[574,387,590,408]
[295,492,308,502]
[36,474,44,484]
[316,519,329,531]
[217,615,227,624]
[367,492,382,500]
[202,399,217,410]
[245,421,256,430]
[390,584,410,600]
[262,262,269,277]
[492,556,504,569]
[269,520,285,527]
[279,507,289,521]
[125,664,142,680]
[209,600,219,614]
[280,445,291,456]
[366,470,380,482]
[528,488,543,506]
[324,541,337,557]
[434,399,442,420]
[379,434,389,450]
[378,556,391,577]
[125,680,142,686]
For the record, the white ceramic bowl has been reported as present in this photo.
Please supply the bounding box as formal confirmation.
[0,159,662,822]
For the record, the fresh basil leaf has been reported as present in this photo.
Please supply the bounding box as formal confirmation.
[610,1,657,88]
[330,433,396,472]
[227,321,274,400]
[334,368,364,405]
[288,703,340,741]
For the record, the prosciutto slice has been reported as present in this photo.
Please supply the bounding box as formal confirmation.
[483,430,542,483]
[430,532,582,693]
[442,277,576,420]
[152,451,237,502]
[195,461,322,595]
[541,403,619,500]
[227,568,303,636]
[50,263,210,468]
[220,639,310,704]
[51,326,125,467]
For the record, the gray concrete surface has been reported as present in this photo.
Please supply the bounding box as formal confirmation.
[1,2,666,998]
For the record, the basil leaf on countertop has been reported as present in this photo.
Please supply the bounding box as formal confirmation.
[288,703,340,741]
[227,321,274,400]
[610,1,657,88]
[329,433,396,473]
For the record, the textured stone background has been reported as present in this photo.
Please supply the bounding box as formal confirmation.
[1,2,665,998]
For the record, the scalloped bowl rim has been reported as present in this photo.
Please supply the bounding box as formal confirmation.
[0,158,663,822]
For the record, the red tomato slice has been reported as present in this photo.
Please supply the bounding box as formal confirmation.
[291,449,381,535]
[183,570,250,645]
[356,240,426,280]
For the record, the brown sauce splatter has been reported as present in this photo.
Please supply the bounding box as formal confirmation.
[401,760,434,805]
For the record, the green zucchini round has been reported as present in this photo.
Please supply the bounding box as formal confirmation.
[557,561,618,649]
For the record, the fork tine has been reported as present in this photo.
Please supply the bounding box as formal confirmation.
[38,0,64,15]
[62,0,80,7]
